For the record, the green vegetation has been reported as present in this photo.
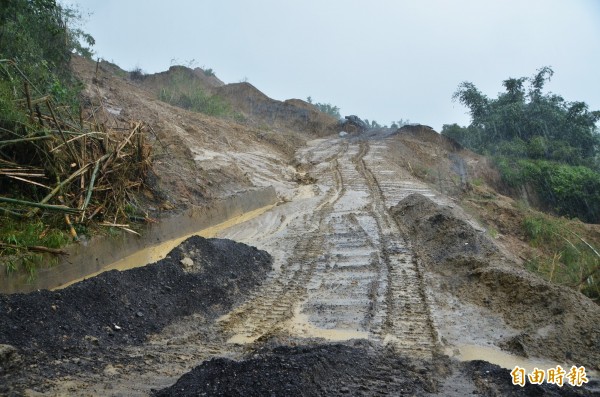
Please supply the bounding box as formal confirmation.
[306,96,341,119]
[523,214,599,300]
[442,67,600,223]
[0,218,70,276]
[390,119,410,129]
[0,0,93,104]
[0,0,97,272]
[0,1,149,274]
[158,68,231,117]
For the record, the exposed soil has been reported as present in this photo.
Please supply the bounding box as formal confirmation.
[155,344,592,397]
[1,56,599,396]
[391,194,600,370]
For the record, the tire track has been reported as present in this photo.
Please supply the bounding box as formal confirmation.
[354,141,438,358]
[216,143,348,344]
[218,138,438,358]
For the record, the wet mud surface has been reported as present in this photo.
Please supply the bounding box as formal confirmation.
[1,135,599,396]
[391,194,600,370]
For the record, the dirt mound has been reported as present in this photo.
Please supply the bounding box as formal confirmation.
[391,194,600,370]
[0,236,271,393]
[156,343,595,397]
[380,126,502,198]
[70,55,308,210]
[155,342,433,396]
[458,360,595,397]
[215,83,338,136]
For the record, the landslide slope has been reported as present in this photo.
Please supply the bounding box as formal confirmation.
[71,56,339,210]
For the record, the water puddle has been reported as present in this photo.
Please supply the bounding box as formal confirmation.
[223,303,369,345]
[448,344,599,379]
[54,204,276,290]
[285,305,370,341]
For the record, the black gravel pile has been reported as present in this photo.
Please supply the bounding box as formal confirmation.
[0,236,272,358]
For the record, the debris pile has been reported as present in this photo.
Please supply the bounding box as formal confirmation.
[0,60,152,260]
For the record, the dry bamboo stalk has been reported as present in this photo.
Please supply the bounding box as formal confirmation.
[87,204,104,220]
[27,164,91,217]
[46,99,81,166]
[24,81,34,124]
[99,223,140,236]
[0,242,67,255]
[81,157,104,211]
[0,135,53,146]
[0,172,46,177]
[49,131,105,152]
[58,196,78,241]
[6,175,50,189]
[0,197,81,214]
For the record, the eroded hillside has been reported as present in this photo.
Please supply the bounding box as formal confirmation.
[1,57,599,396]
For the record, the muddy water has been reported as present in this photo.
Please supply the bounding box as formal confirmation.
[447,344,600,380]
[0,188,277,293]
[56,204,276,290]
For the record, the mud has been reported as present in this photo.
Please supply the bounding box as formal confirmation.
[155,342,433,397]
[391,193,600,370]
[155,344,594,396]
[0,236,271,395]
[1,130,599,396]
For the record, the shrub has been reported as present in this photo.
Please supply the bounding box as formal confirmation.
[158,69,231,117]
[129,67,146,81]
[523,215,599,300]
[497,158,600,223]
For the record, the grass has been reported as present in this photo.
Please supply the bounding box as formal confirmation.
[0,217,71,276]
[157,69,231,118]
[460,184,600,302]
[523,214,600,301]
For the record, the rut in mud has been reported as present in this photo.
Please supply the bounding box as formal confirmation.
[1,133,599,396]
[217,138,438,357]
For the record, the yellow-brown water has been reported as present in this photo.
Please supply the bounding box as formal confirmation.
[447,344,599,379]
[54,204,276,290]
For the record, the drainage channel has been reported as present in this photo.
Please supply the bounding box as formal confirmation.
[0,188,278,293]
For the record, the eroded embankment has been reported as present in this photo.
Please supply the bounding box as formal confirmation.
[0,236,271,395]
[390,193,600,371]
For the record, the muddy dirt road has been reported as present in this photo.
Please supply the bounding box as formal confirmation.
[217,136,440,356]
[2,132,599,396]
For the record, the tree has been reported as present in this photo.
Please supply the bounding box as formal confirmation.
[443,67,600,222]
[0,0,94,81]
[307,97,341,119]
[444,67,600,167]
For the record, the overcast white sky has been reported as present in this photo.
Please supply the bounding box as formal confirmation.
[74,0,600,131]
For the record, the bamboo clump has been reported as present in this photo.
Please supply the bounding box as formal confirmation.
[0,60,153,240]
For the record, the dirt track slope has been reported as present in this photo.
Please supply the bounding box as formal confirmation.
[1,56,599,395]
[1,134,599,396]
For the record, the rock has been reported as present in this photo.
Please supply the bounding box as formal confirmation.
[180,256,194,270]
[0,344,20,371]
[103,364,120,376]
[84,335,99,345]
